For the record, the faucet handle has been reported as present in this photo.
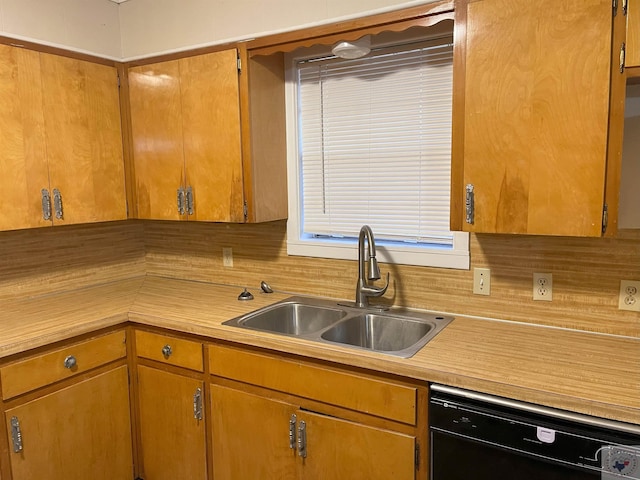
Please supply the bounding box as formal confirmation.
[361,272,389,298]
[379,272,390,294]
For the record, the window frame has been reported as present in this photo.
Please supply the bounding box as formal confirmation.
[284,38,469,270]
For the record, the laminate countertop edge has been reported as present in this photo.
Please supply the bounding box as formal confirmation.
[1,275,638,426]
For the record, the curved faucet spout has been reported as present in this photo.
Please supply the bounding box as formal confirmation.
[355,225,389,308]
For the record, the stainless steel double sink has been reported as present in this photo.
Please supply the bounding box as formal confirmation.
[223,296,453,358]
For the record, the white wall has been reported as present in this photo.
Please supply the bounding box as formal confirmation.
[620,85,640,229]
[0,0,439,59]
[0,0,122,59]
[117,0,438,60]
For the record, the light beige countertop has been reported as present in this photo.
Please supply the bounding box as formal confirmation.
[1,275,638,425]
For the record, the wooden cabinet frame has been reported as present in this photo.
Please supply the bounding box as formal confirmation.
[627,0,640,72]
[208,342,429,480]
[0,328,133,480]
[128,327,210,480]
[0,38,126,231]
[450,0,628,237]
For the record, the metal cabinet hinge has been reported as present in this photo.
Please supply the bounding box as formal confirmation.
[193,387,203,421]
[41,188,52,221]
[613,0,619,15]
[465,184,475,225]
[10,416,22,453]
[602,204,608,234]
[297,420,307,458]
[177,187,186,215]
[117,72,121,88]
[52,188,63,220]
[186,186,194,215]
[237,56,242,72]
[289,414,297,450]
[623,0,628,15]
[415,443,420,469]
[620,43,626,73]
[243,201,248,221]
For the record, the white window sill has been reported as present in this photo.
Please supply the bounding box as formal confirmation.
[286,231,470,270]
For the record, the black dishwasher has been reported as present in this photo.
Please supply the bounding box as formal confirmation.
[429,384,640,480]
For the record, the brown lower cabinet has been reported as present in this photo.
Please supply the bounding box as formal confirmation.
[0,330,132,480]
[137,366,206,480]
[0,329,425,479]
[134,330,207,480]
[209,343,426,480]
[4,366,133,480]
[211,384,416,480]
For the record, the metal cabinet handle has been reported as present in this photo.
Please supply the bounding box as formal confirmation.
[63,355,77,369]
[53,188,63,220]
[465,184,475,225]
[41,189,52,220]
[289,414,297,450]
[297,420,307,458]
[193,387,203,420]
[177,187,186,215]
[186,186,194,215]
[10,417,22,453]
[161,344,172,358]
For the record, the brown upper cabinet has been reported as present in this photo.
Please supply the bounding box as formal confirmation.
[629,0,640,68]
[450,0,627,236]
[0,45,126,231]
[128,47,287,223]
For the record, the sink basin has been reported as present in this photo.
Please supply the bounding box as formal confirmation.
[320,313,434,353]
[223,296,453,358]
[234,302,346,336]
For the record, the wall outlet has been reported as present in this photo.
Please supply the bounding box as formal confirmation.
[473,268,491,295]
[619,280,640,312]
[533,273,553,301]
[222,248,233,267]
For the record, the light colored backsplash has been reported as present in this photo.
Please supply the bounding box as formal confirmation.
[0,221,145,300]
[143,220,640,337]
[0,219,637,336]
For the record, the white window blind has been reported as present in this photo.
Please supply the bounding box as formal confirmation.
[297,39,454,246]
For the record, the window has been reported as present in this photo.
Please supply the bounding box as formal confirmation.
[285,34,469,269]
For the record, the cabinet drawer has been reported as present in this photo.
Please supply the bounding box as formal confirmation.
[136,330,203,372]
[1,330,127,400]
[210,344,417,425]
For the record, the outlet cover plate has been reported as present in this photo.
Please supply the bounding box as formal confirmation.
[533,273,553,301]
[619,280,640,312]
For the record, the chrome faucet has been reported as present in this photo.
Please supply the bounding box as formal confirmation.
[355,225,389,308]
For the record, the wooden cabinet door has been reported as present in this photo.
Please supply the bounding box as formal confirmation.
[300,410,416,480]
[210,384,416,480]
[210,384,298,480]
[129,60,186,220]
[181,50,245,222]
[5,366,133,480]
[0,45,50,230]
[129,49,245,222]
[453,0,620,236]
[137,366,207,480]
[40,53,126,225]
[629,0,640,67]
